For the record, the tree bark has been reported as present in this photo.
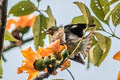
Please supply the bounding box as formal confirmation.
[0,0,8,59]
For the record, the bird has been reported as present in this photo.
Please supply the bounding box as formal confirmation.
[46,24,96,64]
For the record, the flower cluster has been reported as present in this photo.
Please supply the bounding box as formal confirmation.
[5,15,37,46]
[17,40,71,80]
[6,15,36,30]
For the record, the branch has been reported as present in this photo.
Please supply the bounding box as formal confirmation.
[103,29,120,39]
[32,69,75,80]
[32,72,50,80]
[0,0,8,59]
[66,69,75,80]
[3,37,33,52]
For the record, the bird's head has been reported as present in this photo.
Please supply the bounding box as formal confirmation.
[46,26,58,35]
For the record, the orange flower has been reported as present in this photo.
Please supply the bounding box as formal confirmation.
[38,40,66,57]
[17,47,41,80]
[113,51,120,61]
[118,72,120,80]
[6,15,36,30]
[113,51,120,80]
[46,40,66,54]
[60,60,71,71]
[17,40,66,80]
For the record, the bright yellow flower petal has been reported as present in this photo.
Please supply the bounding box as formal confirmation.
[113,51,120,61]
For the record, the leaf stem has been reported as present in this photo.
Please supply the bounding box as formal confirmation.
[3,37,33,52]
[103,29,120,39]
[37,2,40,8]
[108,24,114,35]
[66,69,75,80]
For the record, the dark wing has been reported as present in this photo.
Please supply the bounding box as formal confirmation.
[77,27,96,58]
[64,24,95,37]
[66,26,96,64]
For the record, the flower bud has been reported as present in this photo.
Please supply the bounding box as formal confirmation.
[33,58,45,71]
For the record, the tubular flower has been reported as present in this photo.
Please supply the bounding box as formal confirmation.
[6,15,36,30]
[17,40,66,80]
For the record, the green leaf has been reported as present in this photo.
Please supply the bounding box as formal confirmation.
[91,36,98,46]
[103,0,118,9]
[72,15,86,24]
[92,16,103,30]
[71,15,103,30]
[95,32,106,52]
[96,36,111,66]
[0,60,2,78]
[112,3,120,27]
[90,0,110,24]
[93,43,103,65]
[9,1,37,16]
[74,2,93,24]
[33,15,48,50]
[4,30,18,41]
[87,51,90,69]
[45,6,56,28]
[17,27,30,34]
[89,45,96,64]
[89,33,111,66]
[105,3,120,26]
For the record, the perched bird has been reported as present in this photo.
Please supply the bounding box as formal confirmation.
[46,24,96,64]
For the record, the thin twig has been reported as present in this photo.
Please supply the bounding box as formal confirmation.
[66,69,75,80]
[103,29,120,39]
[106,24,120,39]
[108,24,114,35]
[3,37,33,52]
[32,72,50,80]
